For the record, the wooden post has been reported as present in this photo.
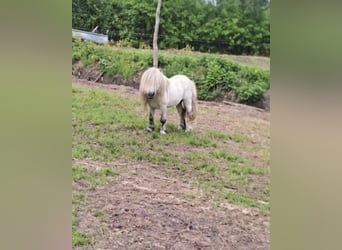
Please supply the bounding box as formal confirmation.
[153,0,162,68]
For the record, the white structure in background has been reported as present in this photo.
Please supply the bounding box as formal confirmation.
[72,28,108,44]
[204,0,217,5]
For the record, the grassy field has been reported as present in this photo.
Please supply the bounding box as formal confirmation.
[72,84,270,247]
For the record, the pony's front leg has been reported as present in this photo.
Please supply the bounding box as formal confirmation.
[160,106,167,134]
[146,108,155,132]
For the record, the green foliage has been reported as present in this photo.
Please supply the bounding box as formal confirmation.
[199,58,239,100]
[236,80,265,103]
[72,0,270,56]
[72,40,269,104]
[197,57,269,103]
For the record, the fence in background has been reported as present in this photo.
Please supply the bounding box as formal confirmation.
[72,29,108,44]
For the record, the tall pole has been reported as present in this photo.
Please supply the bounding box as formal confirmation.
[153,0,162,68]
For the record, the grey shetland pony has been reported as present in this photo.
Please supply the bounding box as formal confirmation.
[139,67,198,134]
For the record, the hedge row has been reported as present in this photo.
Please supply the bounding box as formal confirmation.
[72,39,269,105]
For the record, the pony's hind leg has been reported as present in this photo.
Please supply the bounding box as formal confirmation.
[147,108,155,132]
[183,99,193,120]
[183,99,194,131]
[176,102,186,130]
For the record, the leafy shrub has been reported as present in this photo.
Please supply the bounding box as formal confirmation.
[237,80,266,104]
[72,40,269,105]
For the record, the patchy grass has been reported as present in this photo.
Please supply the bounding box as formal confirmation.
[72,158,120,246]
[205,130,250,143]
[72,192,86,217]
[210,150,242,162]
[182,193,197,200]
[224,192,257,208]
[72,165,119,189]
[72,86,269,214]
[73,230,94,247]
[230,162,265,176]
[72,192,94,247]
[93,210,109,222]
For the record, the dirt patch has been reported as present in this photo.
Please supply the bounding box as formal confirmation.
[72,61,143,90]
[73,159,269,250]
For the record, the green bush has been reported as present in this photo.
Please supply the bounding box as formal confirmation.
[72,40,270,105]
[72,0,270,56]
[237,80,266,104]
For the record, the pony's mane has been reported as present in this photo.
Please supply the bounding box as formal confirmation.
[139,67,169,109]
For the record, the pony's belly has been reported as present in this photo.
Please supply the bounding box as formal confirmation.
[167,98,182,107]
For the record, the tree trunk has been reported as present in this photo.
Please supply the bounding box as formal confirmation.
[153,0,162,68]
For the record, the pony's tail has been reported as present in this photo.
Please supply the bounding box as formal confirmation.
[188,83,198,121]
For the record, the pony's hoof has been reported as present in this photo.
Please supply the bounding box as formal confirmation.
[160,130,167,135]
[186,127,193,132]
[146,127,154,132]
[178,125,186,130]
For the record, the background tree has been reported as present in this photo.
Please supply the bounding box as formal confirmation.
[72,0,270,56]
[153,0,162,67]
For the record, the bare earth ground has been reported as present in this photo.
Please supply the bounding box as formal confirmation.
[72,79,270,250]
